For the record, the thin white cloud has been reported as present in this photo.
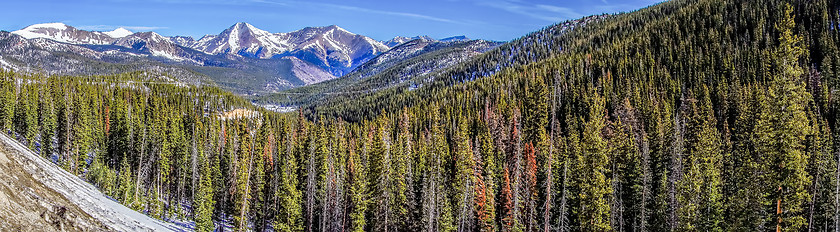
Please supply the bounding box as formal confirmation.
[479,0,576,22]
[323,4,461,24]
[122,26,169,31]
[76,25,114,31]
[77,25,168,32]
[536,4,583,19]
[249,0,464,24]
[478,0,657,22]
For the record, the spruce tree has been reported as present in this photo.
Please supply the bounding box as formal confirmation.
[577,92,611,231]
[754,4,813,231]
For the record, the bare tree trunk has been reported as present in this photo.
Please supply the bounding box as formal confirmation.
[306,137,316,232]
[612,162,624,232]
[808,172,818,232]
[639,138,650,232]
[669,109,683,231]
[557,160,569,232]
[135,123,146,204]
[239,133,255,230]
[835,147,839,232]
[543,75,557,232]
[423,148,439,232]
[513,113,523,230]
[191,121,197,205]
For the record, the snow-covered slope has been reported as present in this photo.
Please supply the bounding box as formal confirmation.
[0,133,187,231]
[382,36,434,47]
[114,32,193,62]
[381,35,469,47]
[4,22,446,92]
[169,35,198,47]
[191,23,388,76]
[12,23,119,45]
[193,22,290,58]
[0,55,15,71]
[440,35,470,42]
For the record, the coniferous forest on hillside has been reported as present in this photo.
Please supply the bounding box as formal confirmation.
[3,0,840,231]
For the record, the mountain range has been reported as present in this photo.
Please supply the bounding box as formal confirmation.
[3,22,482,94]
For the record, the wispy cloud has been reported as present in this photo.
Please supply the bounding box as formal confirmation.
[477,0,657,23]
[322,3,461,24]
[77,25,168,32]
[536,4,583,19]
[122,26,169,31]
[249,0,464,24]
[478,0,580,22]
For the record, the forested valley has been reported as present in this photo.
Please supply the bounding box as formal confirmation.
[2,0,840,231]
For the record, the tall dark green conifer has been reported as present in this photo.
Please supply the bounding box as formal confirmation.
[754,4,813,231]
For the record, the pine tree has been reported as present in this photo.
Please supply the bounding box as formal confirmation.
[577,92,611,231]
[348,137,368,232]
[194,126,216,232]
[0,74,14,132]
[38,84,57,157]
[276,122,303,232]
[453,115,476,232]
[73,89,93,174]
[753,4,813,231]
[475,124,497,232]
[677,87,722,231]
[234,120,254,231]
[252,119,271,231]
[393,109,411,231]
[14,84,38,148]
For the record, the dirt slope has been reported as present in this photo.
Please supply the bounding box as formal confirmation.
[0,133,188,231]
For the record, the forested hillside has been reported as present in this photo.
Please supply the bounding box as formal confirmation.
[261,38,502,108]
[2,0,840,231]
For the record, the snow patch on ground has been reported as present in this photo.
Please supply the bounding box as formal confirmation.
[0,56,16,71]
[259,104,298,113]
[151,50,184,61]
[0,133,187,231]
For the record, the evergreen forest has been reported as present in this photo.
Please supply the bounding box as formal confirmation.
[2,0,840,231]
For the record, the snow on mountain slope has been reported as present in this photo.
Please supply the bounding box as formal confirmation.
[104,28,133,38]
[192,23,388,76]
[382,36,434,47]
[0,55,15,71]
[193,22,290,58]
[114,32,192,62]
[169,35,197,47]
[4,22,442,92]
[285,25,389,76]
[0,133,187,231]
[13,23,118,45]
[352,38,501,82]
[440,35,470,42]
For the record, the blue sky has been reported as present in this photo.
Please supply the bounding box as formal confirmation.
[1,0,664,41]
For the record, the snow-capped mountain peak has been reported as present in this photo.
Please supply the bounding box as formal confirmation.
[325,25,354,35]
[188,22,387,76]
[23,22,69,31]
[104,28,133,38]
[193,22,289,58]
[13,22,120,45]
